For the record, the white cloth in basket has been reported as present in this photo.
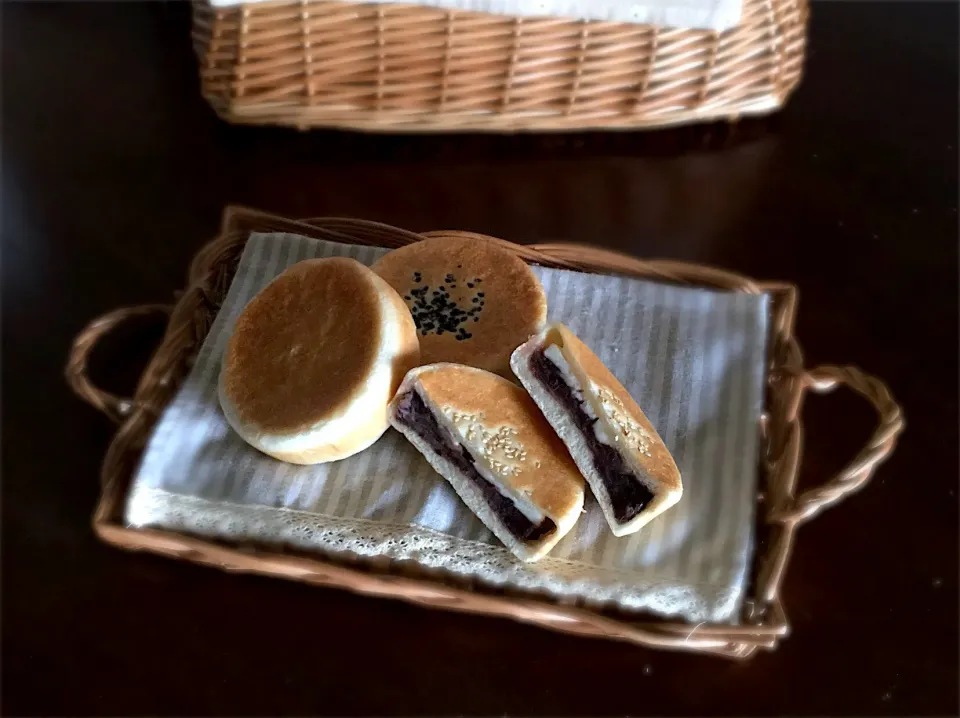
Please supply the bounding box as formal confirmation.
[125,232,768,623]
[206,0,743,33]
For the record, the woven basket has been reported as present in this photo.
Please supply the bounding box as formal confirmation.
[192,0,808,132]
[67,206,902,658]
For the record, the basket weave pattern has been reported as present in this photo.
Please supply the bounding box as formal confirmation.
[192,0,808,131]
[67,208,902,658]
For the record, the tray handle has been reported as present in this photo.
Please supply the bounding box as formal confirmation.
[66,304,172,423]
[771,365,904,526]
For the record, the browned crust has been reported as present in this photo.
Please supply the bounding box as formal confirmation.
[376,269,424,416]
[221,257,384,434]
[372,237,547,378]
[410,364,584,519]
[552,324,681,491]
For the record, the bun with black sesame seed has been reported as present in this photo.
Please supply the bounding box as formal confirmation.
[372,236,547,378]
[218,257,420,464]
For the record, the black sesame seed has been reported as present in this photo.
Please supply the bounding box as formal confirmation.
[398,280,487,338]
[477,292,484,297]
[467,283,474,288]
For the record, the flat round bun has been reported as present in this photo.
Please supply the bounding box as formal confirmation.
[371,236,547,378]
[219,257,419,464]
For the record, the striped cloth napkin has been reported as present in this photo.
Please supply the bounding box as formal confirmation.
[125,232,767,623]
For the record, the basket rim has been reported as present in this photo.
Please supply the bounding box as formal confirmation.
[72,205,900,659]
[191,0,809,132]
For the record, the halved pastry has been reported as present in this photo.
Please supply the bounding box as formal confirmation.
[389,363,584,562]
[511,323,682,537]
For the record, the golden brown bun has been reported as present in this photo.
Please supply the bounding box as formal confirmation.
[372,237,547,378]
[389,363,584,561]
[511,323,682,536]
[219,257,420,464]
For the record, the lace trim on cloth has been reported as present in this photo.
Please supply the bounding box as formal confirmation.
[127,484,742,622]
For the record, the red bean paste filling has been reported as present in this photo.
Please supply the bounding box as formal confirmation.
[529,349,654,524]
[395,390,555,543]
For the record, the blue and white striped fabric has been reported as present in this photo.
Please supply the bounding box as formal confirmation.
[126,232,768,623]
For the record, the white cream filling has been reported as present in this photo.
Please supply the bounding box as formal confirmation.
[221,292,400,455]
[541,341,657,507]
[473,456,546,524]
[436,410,546,525]
[542,344,616,446]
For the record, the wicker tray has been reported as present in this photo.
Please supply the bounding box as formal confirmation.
[67,206,902,658]
[192,0,808,132]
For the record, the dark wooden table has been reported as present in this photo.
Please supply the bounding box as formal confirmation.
[3,2,957,715]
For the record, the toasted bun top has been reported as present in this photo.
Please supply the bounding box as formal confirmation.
[221,257,389,434]
[399,363,584,519]
[547,323,681,490]
[372,236,547,377]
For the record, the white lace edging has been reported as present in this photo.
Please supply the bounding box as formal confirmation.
[125,484,742,622]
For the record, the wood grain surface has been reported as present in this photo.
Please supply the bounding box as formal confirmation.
[2,1,957,715]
